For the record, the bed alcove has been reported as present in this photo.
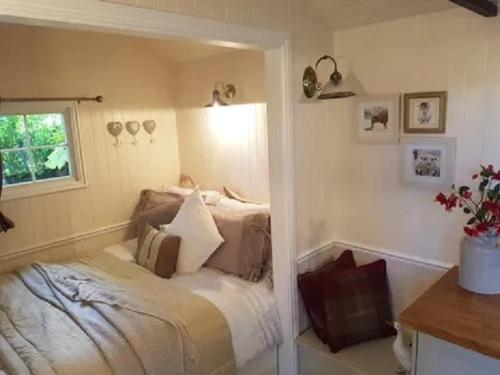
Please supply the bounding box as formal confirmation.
[0,2,296,375]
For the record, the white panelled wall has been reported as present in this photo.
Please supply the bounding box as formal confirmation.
[0,24,180,262]
[103,0,338,256]
[170,49,269,202]
[2,3,499,269]
[326,8,500,264]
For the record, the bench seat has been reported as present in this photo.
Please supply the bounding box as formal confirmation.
[297,329,399,375]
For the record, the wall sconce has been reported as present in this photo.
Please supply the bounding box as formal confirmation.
[303,55,355,100]
[106,121,123,147]
[142,120,157,143]
[125,121,141,145]
[205,81,236,107]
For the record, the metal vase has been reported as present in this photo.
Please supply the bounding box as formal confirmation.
[459,235,500,294]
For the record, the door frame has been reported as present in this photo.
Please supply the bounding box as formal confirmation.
[0,1,298,374]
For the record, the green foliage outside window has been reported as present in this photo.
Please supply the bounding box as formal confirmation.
[0,113,70,186]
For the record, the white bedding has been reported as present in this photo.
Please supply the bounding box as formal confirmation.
[104,239,282,369]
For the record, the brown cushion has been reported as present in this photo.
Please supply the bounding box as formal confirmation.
[136,200,183,249]
[322,259,396,353]
[136,224,181,279]
[205,206,271,282]
[297,250,356,344]
[136,190,184,213]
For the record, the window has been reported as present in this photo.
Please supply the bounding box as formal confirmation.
[0,102,86,199]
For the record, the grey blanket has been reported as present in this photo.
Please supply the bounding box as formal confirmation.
[0,260,199,375]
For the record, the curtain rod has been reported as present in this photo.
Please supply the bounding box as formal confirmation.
[0,95,103,104]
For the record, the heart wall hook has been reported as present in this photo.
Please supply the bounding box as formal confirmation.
[106,122,123,147]
[125,121,141,145]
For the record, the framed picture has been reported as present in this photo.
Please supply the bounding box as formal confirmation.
[400,137,456,188]
[403,91,447,134]
[354,94,400,144]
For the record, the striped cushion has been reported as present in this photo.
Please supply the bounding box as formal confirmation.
[137,224,181,279]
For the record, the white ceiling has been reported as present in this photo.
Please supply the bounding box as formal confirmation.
[309,0,458,30]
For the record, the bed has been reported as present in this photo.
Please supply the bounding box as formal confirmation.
[0,239,281,375]
[105,239,281,374]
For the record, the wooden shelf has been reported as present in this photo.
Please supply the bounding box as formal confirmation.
[400,266,500,360]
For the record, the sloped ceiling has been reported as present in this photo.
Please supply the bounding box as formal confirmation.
[309,0,458,30]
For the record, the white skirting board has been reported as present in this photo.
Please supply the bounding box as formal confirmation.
[296,240,452,333]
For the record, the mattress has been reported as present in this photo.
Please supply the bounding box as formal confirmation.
[104,239,282,369]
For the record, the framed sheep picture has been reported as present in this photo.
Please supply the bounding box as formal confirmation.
[354,94,400,144]
[400,136,456,188]
[403,91,447,134]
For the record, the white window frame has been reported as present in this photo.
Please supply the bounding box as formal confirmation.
[1,101,87,200]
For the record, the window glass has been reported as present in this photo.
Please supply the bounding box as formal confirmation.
[1,111,72,186]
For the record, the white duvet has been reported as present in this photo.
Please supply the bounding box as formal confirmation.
[105,240,282,369]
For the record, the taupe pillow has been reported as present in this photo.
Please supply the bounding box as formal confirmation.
[135,190,184,214]
[136,224,181,279]
[205,206,271,282]
[136,200,183,249]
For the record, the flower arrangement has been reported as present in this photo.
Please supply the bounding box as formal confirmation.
[436,165,500,238]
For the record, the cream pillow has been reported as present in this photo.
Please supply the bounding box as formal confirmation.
[161,188,224,274]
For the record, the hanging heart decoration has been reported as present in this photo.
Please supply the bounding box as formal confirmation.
[125,121,141,145]
[106,121,123,147]
[142,120,157,143]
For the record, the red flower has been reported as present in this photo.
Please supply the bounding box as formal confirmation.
[445,194,459,211]
[435,193,447,205]
[495,171,500,180]
[487,164,494,172]
[464,226,479,237]
[462,190,472,199]
[483,201,500,212]
[476,222,490,233]
[472,174,479,180]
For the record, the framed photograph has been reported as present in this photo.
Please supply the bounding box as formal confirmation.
[354,94,400,144]
[403,91,447,134]
[400,137,456,188]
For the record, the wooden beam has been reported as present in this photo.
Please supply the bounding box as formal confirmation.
[449,0,498,17]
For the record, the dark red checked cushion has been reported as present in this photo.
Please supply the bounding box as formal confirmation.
[322,259,396,353]
[297,250,356,343]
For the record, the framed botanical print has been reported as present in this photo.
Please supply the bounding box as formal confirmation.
[400,137,456,188]
[354,94,400,144]
[403,91,447,134]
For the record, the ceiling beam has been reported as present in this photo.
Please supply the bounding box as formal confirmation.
[449,0,498,17]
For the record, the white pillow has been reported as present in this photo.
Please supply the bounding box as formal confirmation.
[160,188,224,274]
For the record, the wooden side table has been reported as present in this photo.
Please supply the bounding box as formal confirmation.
[400,266,500,375]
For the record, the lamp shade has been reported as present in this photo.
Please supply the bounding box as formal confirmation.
[205,89,229,107]
[317,79,355,100]
[303,55,356,100]
[205,82,236,107]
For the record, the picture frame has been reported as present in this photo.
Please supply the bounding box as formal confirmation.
[403,91,447,134]
[354,94,400,144]
[400,136,456,188]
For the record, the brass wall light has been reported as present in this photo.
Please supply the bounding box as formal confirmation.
[205,81,236,107]
[303,55,355,100]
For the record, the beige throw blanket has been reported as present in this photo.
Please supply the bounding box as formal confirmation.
[0,253,236,375]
